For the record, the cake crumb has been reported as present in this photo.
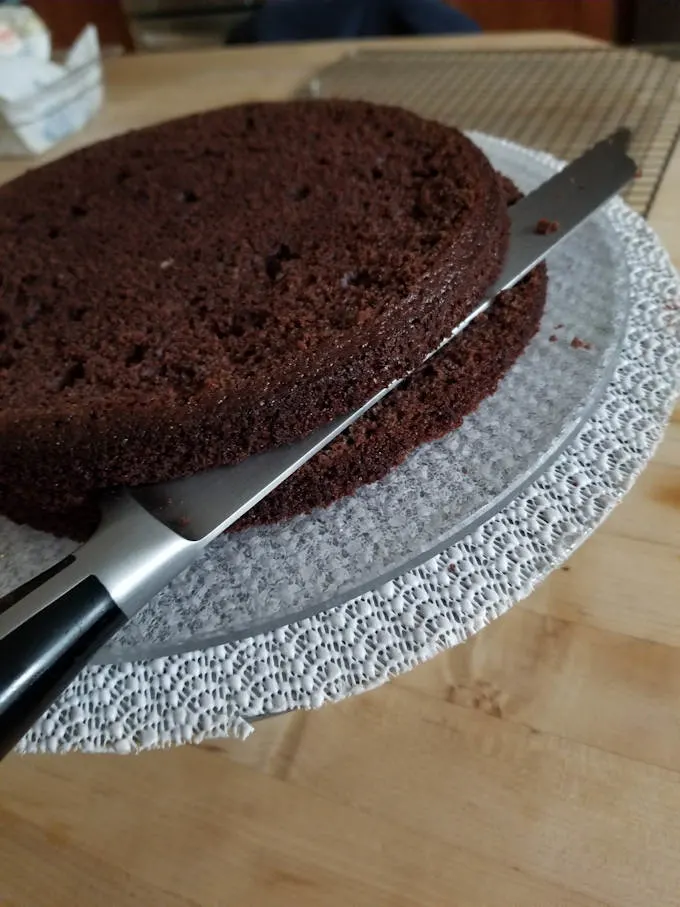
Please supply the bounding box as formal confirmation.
[535,218,559,235]
[570,336,592,350]
[549,334,558,343]
[447,563,457,574]
[561,565,571,572]
[554,323,564,330]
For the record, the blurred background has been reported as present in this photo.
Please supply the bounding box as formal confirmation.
[16,1,680,56]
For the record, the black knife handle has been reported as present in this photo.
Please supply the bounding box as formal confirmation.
[0,565,126,759]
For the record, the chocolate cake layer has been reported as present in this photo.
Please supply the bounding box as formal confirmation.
[0,102,537,539]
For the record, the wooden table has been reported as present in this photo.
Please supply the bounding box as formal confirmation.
[2,31,680,907]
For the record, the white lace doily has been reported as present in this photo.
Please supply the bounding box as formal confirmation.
[15,142,680,754]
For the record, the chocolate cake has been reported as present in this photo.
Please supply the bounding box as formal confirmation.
[0,100,545,540]
[242,260,546,532]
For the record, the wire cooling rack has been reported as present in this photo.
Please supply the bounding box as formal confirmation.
[300,47,680,216]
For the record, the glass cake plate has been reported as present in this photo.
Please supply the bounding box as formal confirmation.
[0,135,631,662]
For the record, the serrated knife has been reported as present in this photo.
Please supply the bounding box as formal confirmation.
[0,129,636,757]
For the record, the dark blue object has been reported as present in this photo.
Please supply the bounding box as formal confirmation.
[230,0,480,43]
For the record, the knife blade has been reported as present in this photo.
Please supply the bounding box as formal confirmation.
[132,128,637,542]
[0,129,636,757]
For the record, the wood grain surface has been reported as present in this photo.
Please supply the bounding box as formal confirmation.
[1,32,679,907]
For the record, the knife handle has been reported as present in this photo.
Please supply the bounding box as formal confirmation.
[0,559,126,758]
